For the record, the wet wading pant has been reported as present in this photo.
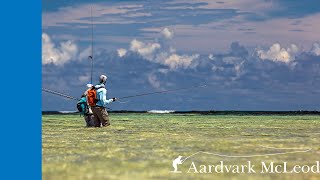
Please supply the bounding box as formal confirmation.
[84,114,94,127]
[92,106,110,127]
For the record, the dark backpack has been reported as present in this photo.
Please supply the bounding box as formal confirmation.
[77,97,90,115]
[77,102,86,113]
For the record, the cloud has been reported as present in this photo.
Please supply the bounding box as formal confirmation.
[148,73,161,89]
[43,0,320,56]
[166,0,275,13]
[161,11,320,53]
[208,54,214,60]
[169,47,176,53]
[78,74,90,83]
[163,53,199,69]
[230,42,249,57]
[211,65,224,72]
[161,27,174,39]
[117,48,127,57]
[311,43,320,56]
[42,3,144,27]
[124,30,200,69]
[78,46,91,60]
[43,40,320,111]
[123,12,152,18]
[130,39,161,60]
[257,43,299,63]
[42,33,78,66]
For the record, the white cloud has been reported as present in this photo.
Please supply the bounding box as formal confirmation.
[311,43,320,56]
[117,48,127,57]
[153,51,200,69]
[42,33,78,66]
[257,43,299,63]
[163,53,199,69]
[234,64,242,73]
[126,31,199,69]
[208,54,214,60]
[233,61,245,80]
[161,28,174,39]
[158,68,170,74]
[288,44,299,54]
[130,39,161,60]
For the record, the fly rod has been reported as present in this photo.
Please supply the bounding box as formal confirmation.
[43,83,207,102]
[117,84,207,100]
[42,88,79,101]
[89,6,94,84]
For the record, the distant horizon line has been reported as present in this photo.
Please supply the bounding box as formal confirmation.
[42,110,320,115]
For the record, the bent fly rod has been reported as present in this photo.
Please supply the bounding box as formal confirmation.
[42,88,79,101]
[43,83,207,103]
[117,84,207,100]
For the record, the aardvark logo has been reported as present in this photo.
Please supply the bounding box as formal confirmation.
[172,156,183,173]
[170,146,312,173]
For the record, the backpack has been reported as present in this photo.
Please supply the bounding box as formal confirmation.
[77,102,86,113]
[87,89,97,106]
[87,85,105,106]
[76,97,90,115]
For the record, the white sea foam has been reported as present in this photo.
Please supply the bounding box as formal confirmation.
[147,110,175,114]
[59,111,77,114]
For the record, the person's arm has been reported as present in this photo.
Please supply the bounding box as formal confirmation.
[105,99,114,104]
[100,89,115,106]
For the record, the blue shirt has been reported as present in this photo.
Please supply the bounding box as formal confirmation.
[95,87,113,107]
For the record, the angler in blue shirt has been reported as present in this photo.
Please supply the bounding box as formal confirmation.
[95,84,115,107]
[91,75,117,127]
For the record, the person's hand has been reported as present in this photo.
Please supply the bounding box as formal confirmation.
[112,97,117,101]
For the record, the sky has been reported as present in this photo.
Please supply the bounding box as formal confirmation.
[42,0,320,111]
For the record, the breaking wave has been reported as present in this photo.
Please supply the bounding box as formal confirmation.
[147,110,175,114]
[58,111,77,114]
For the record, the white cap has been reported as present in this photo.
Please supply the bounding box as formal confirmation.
[100,75,108,83]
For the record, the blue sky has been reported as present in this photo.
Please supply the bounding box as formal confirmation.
[42,0,320,111]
